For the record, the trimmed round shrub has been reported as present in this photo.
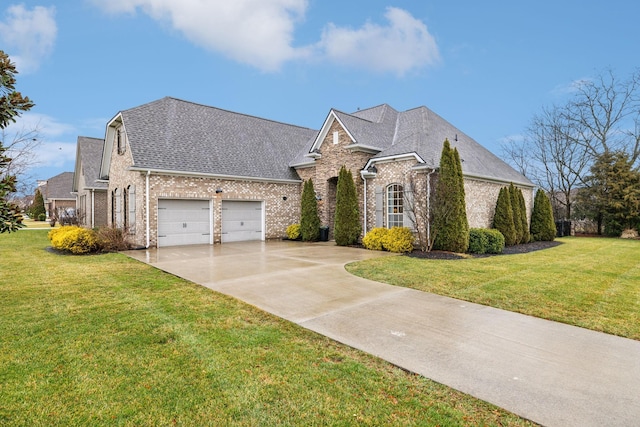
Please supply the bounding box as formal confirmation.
[37,213,46,221]
[485,229,505,254]
[362,227,388,251]
[468,228,489,254]
[468,228,505,255]
[382,227,414,253]
[286,224,301,240]
[49,225,98,254]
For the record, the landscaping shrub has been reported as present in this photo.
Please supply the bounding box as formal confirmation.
[286,224,301,240]
[334,166,361,246]
[432,139,469,252]
[382,227,414,253]
[362,227,388,251]
[300,179,320,241]
[493,187,517,245]
[37,213,46,221]
[49,226,98,254]
[485,229,505,254]
[468,228,489,254]
[95,227,131,252]
[530,189,556,241]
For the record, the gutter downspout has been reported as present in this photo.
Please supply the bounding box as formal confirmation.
[360,171,367,235]
[145,170,151,249]
[90,189,95,228]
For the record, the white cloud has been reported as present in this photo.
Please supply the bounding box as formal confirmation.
[93,0,308,72]
[551,78,592,96]
[33,141,76,169]
[92,1,439,75]
[4,113,76,139]
[317,7,440,76]
[0,4,57,73]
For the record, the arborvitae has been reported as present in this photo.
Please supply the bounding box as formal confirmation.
[334,166,361,246]
[300,179,320,241]
[517,187,530,243]
[509,183,523,244]
[494,187,517,245]
[530,189,556,241]
[433,140,469,252]
[452,147,469,252]
[32,188,46,220]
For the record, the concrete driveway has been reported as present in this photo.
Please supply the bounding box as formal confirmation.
[125,241,640,427]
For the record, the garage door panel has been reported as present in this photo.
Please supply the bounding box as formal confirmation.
[158,199,211,247]
[221,200,263,243]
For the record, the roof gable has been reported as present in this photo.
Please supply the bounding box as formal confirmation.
[74,136,107,191]
[44,172,74,200]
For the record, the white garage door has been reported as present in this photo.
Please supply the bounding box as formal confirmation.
[158,199,211,247]
[221,200,263,243]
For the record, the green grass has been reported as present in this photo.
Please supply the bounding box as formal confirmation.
[0,230,531,426]
[347,237,640,340]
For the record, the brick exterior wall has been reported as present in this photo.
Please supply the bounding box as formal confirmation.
[107,124,302,247]
[105,118,533,248]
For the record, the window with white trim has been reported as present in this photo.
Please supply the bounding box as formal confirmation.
[386,184,404,228]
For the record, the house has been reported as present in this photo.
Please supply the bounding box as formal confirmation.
[38,172,75,221]
[91,97,533,248]
[72,136,108,228]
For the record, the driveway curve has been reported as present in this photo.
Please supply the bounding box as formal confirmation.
[125,241,640,427]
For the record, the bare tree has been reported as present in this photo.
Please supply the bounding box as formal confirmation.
[1,125,42,197]
[565,69,640,167]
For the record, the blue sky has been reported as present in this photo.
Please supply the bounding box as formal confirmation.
[2,0,639,191]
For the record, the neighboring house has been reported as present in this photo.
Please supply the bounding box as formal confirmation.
[73,136,108,228]
[39,172,75,221]
[93,96,533,248]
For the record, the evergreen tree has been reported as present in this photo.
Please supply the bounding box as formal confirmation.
[334,166,361,246]
[517,188,530,243]
[494,187,517,245]
[509,183,524,244]
[1,50,34,233]
[300,179,320,241]
[578,151,640,236]
[433,140,469,252]
[530,189,556,241]
[32,188,46,220]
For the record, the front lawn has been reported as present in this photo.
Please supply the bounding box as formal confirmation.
[0,230,531,426]
[347,237,640,340]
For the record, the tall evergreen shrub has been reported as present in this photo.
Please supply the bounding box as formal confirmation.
[334,166,361,246]
[530,189,556,241]
[32,188,46,220]
[433,140,469,252]
[517,188,530,243]
[493,187,517,245]
[300,179,320,241]
[509,183,523,244]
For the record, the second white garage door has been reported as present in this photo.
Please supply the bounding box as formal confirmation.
[221,200,263,243]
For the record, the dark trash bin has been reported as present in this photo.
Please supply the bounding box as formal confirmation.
[555,220,572,237]
[319,226,329,242]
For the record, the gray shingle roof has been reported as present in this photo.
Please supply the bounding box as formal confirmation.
[76,136,107,190]
[44,172,74,200]
[293,103,533,186]
[121,97,318,181]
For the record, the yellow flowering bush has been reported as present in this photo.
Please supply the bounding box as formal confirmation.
[48,226,98,254]
[381,227,415,253]
[362,227,389,251]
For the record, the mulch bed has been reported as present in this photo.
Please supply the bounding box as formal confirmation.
[406,240,563,260]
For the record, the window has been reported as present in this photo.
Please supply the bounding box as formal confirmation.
[116,129,125,155]
[333,131,339,145]
[387,184,403,228]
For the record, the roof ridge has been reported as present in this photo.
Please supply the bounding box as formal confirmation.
[126,96,317,132]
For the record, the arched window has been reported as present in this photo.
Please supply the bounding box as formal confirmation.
[387,184,404,228]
